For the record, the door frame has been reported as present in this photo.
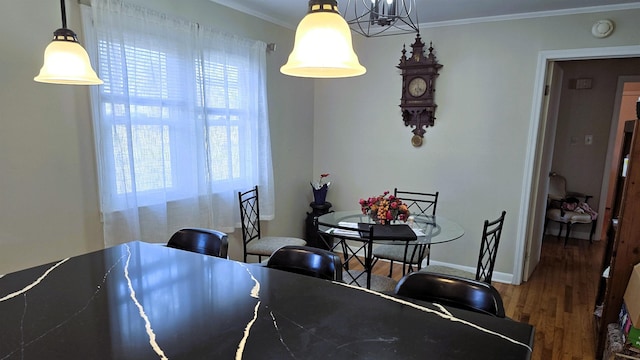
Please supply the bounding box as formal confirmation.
[514,45,640,284]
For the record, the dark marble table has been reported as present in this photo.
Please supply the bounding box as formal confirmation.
[0,241,533,359]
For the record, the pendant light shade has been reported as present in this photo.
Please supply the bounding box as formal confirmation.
[34,0,103,85]
[280,0,366,78]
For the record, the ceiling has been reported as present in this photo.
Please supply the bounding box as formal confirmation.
[210,0,640,32]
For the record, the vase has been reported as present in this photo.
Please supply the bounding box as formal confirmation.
[312,185,328,205]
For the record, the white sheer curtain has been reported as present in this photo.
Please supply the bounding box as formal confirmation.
[81,0,274,246]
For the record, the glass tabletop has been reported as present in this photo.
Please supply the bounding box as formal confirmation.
[317,210,464,245]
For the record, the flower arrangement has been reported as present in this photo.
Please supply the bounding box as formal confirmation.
[359,191,410,225]
[311,173,331,190]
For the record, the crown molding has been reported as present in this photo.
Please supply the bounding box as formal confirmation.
[210,1,640,32]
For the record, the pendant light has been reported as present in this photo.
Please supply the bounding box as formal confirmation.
[34,0,103,85]
[280,0,366,78]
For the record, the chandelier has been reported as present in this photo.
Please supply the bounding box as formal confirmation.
[343,0,419,37]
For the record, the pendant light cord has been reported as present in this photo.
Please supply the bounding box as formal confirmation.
[60,0,67,29]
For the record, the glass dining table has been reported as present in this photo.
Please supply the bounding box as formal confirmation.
[316,210,465,289]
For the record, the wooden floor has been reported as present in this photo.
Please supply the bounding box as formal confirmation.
[371,235,605,360]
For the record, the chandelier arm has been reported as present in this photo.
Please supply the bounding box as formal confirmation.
[401,0,419,31]
[344,0,419,37]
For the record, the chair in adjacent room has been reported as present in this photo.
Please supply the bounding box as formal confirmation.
[372,189,439,277]
[394,272,506,317]
[266,245,343,281]
[543,172,597,246]
[167,228,229,258]
[238,186,306,263]
[420,210,506,284]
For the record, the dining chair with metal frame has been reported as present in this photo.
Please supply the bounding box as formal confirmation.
[314,218,399,291]
[238,185,306,263]
[372,189,439,277]
[420,210,506,284]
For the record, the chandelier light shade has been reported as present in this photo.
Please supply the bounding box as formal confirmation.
[34,0,103,85]
[344,0,419,37]
[280,0,366,78]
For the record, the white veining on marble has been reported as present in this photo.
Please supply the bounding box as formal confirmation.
[0,258,69,302]
[334,281,533,352]
[336,337,400,349]
[20,294,27,358]
[123,244,168,360]
[1,252,128,360]
[434,303,453,317]
[269,310,296,359]
[236,264,262,360]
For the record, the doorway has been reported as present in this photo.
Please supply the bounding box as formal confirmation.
[515,46,640,284]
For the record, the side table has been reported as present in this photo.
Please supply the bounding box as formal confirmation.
[305,202,332,249]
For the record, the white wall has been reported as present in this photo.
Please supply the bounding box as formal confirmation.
[314,9,640,279]
[0,0,313,274]
[0,1,102,274]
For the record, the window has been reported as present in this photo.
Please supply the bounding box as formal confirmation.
[95,40,253,208]
[82,2,273,245]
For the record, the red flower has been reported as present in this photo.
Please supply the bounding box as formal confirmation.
[311,173,331,190]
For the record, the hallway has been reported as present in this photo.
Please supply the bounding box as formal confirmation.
[494,236,604,360]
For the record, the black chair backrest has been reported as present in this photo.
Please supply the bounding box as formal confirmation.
[394,272,506,317]
[267,245,343,281]
[167,228,228,258]
[476,211,506,284]
[394,188,439,216]
[239,186,261,260]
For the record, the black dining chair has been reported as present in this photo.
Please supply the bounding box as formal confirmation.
[372,189,439,277]
[421,210,506,284]
[266,245,343,281]
[167,228,229,258]
[394,272,506,317]
[239,185,306,263]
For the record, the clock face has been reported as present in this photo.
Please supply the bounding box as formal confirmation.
[408,77,427,97]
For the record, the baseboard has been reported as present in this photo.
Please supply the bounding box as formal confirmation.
[422,259,514,285]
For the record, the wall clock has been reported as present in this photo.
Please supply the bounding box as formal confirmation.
[397,34,442,147]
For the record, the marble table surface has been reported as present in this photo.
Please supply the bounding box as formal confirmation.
[0,241,533,359]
